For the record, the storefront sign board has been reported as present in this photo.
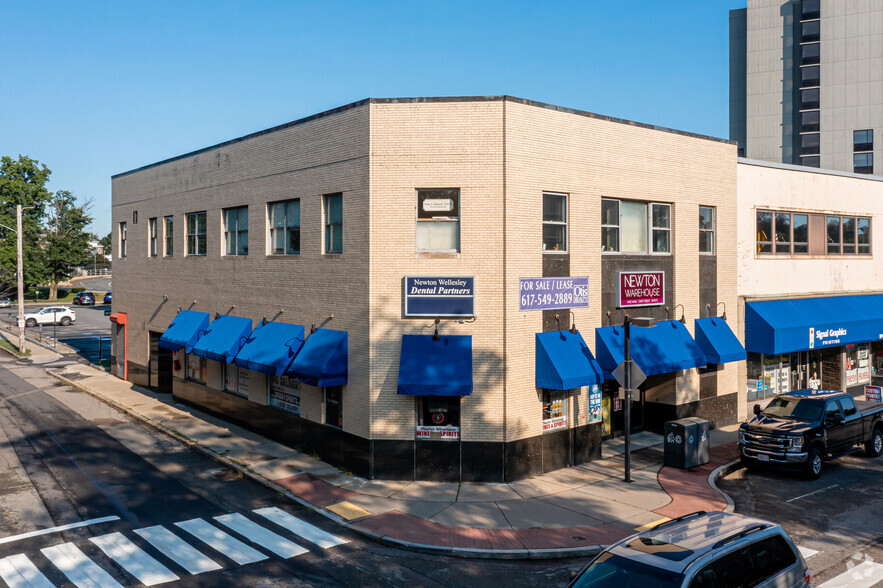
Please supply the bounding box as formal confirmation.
[519,277,589,311]
[416,426,460,440]
[588,385,602,423]
[617,271,664,308]
[405,276,475,317]
[542,416,567,432]
[866,386,882,402]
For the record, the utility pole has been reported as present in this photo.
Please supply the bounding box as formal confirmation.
[16,204,26,355]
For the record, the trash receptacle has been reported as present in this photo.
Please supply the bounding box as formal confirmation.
[664,418,710,468]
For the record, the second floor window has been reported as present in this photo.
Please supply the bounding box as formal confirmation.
[119,222,127,258]
[416,188,459,252]
[324,193,343,254]
[186,211,206,256]
[223,206,248,256]
[148,217,158,257]
[543,193,567,252]
[699,206,715,254]
[602,198,671,254]
[757,210,869,256]
[268,200,300,255]
[164,216,173,256]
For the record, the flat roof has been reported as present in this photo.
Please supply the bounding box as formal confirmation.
[113,96,734,179]
[738,157,883,182]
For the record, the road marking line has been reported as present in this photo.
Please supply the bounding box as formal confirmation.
[0,516,120,546]
[0,553,56,588]
[90,532,179,586]
[786,484,839,503]
[817,561,883,587]
[41,542,124,588]
[253,507,347,549]
[798,546,820,559]
[134,526,222,575]
[214,513,308,559]
[175,518,268,565]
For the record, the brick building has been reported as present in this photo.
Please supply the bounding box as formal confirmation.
[110,96,742,482]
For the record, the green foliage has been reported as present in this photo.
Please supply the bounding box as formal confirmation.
[99,231,111,249]
[0,156,52,296]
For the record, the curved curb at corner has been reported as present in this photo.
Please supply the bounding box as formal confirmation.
[708,459,743,513]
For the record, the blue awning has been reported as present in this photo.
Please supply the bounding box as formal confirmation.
[746,294,883,355]
[190,315,253,364]
[694,318,747,364]
[158,311,210,353]
[536,330,604,390]
[595,320,707,378]
[398,334,472,396]
[287,328,348,387]
[234,321,305,376]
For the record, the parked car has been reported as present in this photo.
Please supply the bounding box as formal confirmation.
[72,291,96,305]
[0,298,10,308]
[103,291,112,304]
[19,306,76,327]
[568,511,811,588]
[740,389,883,479]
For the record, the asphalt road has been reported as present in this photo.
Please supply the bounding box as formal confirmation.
[719,452,883,587]
[0,304,112,364]
[0,353,592,587]
[75,277,112,291]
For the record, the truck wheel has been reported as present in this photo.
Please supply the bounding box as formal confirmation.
[866,427,883,458]
[25,318,36,328]
[59,317,71,326]
[805,447,823,480]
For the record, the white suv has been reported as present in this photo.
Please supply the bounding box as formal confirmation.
[569,511,811,588]
[20,306,76,327]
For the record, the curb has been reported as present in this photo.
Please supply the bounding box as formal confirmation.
[708,459,743,513]
[47,368,608,560]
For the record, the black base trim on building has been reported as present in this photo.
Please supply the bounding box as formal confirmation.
[644,392,739,434]
[170,377,604,482]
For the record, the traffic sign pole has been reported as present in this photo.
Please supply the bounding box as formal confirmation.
[624,316,631,483]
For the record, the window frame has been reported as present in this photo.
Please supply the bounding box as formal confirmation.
[148,217,158,257]
[601,198,672,255]
[324,193,343,255]
[416,188,460,253]
[186,211,207,256]
[541,389,568,433]
[324,385,343,428]
[542,192,567,253]
[267,199,301,255]
[416,396,461,440]
[757,210,873,257]
[119,222,127,258]
[185,353,206,384]
[164,215,173,257]
[222,205,249,256]
[699,206,715,255]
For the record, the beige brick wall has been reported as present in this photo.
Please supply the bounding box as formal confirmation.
[112,104,373,438]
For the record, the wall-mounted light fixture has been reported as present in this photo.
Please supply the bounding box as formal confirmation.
[311,312,333,334]
[665,304,686,324]
[162,294,168,301]
[707,301,727,321]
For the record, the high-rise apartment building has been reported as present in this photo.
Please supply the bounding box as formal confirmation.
[730,0,883,174]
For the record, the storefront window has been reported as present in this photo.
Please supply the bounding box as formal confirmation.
[542,389,568,432]
[416,397,460,440]
[325,386,342,428]
[224,363,248,397]
[186,354,206,384]
[747,353,790,401]
[269,374,300,415]
[845,344,871,388]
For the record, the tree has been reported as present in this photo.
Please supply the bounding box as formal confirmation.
[0,156,52,297]
[99,231,111,250]
[44,190,94,299]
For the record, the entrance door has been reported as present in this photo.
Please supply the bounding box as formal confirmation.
[148,332,174,394]
[115,323,126,379]
[148,332,159,389]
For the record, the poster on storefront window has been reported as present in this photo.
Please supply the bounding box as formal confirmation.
[269,375,300,415]
[589,385,602,423]
[416,426,460,440]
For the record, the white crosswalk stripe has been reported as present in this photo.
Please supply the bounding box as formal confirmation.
[214,513,308,559]
[0,509,345,587]
[0,554,55,588]
[41,543,124,588]
[817,561,883,587]
[253,506,347,549]
[89,532,179,586]
[174,518,268,566]
[134,526,222,575]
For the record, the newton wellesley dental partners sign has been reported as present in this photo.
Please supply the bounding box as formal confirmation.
[405,276,475,317]
[618,271,665,308]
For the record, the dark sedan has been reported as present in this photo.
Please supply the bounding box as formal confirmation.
[72,291,96,305]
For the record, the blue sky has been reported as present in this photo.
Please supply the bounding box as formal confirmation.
[1,1,745,236]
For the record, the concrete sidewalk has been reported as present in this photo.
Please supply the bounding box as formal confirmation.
[0,326,741,559]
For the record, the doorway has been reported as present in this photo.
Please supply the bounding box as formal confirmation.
[148,331,173,394]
